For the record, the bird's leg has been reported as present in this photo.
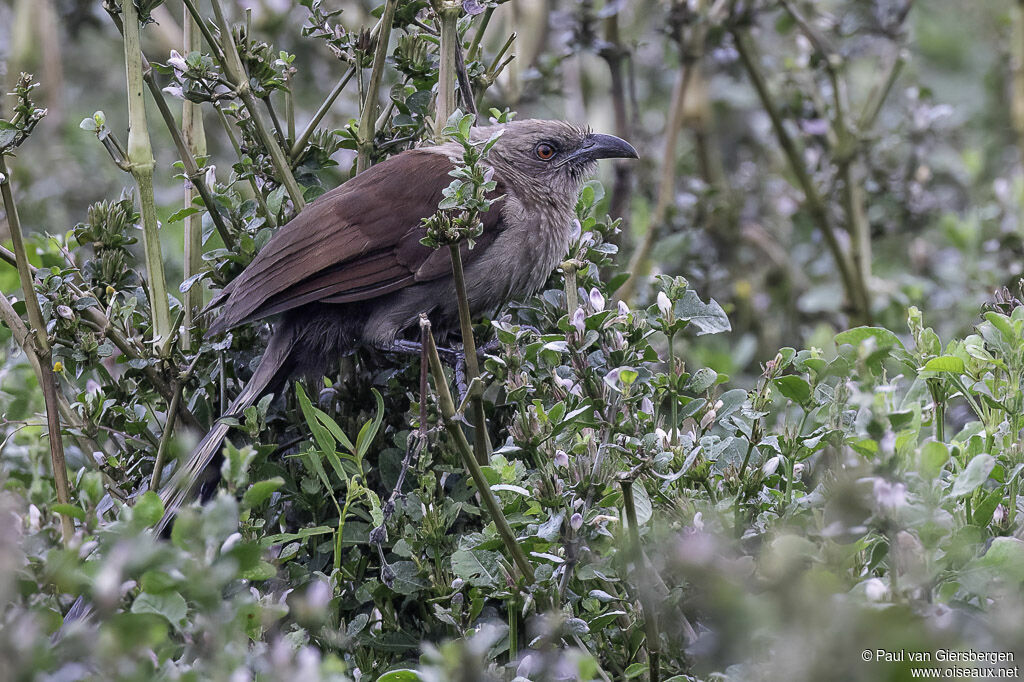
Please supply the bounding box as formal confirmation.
[378,338,460,365]
[377,339,470,405]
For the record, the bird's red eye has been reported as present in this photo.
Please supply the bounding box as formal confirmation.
[535,143,556,161]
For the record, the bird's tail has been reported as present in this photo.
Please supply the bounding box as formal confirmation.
[155,327,297,534]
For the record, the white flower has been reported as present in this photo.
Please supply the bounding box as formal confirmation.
[761,456,781,476]
[220,532,242,554]
[570,513,583,531]
[700,409,717,430]
[654,427,670,448]
[872,478,907,511]
[589,287,605,312]
[863,578,888,602]
[641,397,654,414]
[571,307,586,334]
[305,579,332,611]
[450,577,465,590]
[167,49,188,74]
[657,290,672,318]
[617,299,630,316]
[554,450,569,468]
[56,305,73,319]
[692,512,704,532]
[162,84,184,99]
[793,462,805,478]
[204,164,217,188]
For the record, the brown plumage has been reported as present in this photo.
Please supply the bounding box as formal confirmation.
[156,120,637,530]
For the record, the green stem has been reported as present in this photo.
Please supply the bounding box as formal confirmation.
[121,0,171,352]
[434,2,461,138]
[207,0,305,209]
[151,384,181,490]
[621,479,660,682]
[182,9,207,350]
[448,244,491,463]
[357,0,400,173]
[666,332,678,445]
[0,155,74,542]
[290,67,355,161]
[466,6,493,62]
[422,318,539,592]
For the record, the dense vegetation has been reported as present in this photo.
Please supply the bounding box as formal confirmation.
[1,1,1023,680]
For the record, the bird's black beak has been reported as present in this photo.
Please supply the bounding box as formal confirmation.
[560,133,639,167]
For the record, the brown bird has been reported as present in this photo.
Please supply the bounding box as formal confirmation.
[156,119,637,529]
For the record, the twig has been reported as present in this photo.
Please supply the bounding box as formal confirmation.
[290,66,355,161]
[729,27,869,323]
[621,479,660,682]
[421,316,539,594]
[183,8,207,351]
[207,0,306,209]
[357,0,400,172]
[151,384,181,490]
[448,244,491,462]
[0,156,74,542]
[619,56,695,302]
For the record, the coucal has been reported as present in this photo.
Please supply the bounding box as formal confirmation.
[156,119,637,529]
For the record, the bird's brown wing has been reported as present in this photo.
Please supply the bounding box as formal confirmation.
[207,149,505,334]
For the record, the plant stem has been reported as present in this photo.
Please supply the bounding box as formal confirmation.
[421,317,538,591]
[666,332,678,445]
[562,259,580,313]
[121,0,172,353]
[619,51,695,303]
[466,6,493,62]
[0,155,74,542]
[183,8,207,351]
[730,27,870,324]
[207,0,305,209]
[448,244,491,463]
[290,66,355,161]
[434,2,461,138]
[357,0,400,173]
[621,479,660,682]
[151,384,181,490]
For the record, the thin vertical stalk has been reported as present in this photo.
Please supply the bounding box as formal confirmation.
[0,155,73,542]
[448,244,491,463]
[619,61,694,302]
[291,67,355,161]
[357,0,400,172]
[621,479,660,682]
[121,0,172,352]
[422,317,537,590]
[182,8,207,351]
[207,0,305,209]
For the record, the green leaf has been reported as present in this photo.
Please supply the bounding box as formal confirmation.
[973,537,1024,582]
[389,561,429,595]
[922,355,965,373]
[378,672,421,682]
[951,454,995,497]
[295,383,340,456]
[131,591,188,628]
[167,206,203,223]
[773,375,812,404]
[133,491,164,527]
[919,441,949,479]
[50,504,86,521]
[674,290,731,335]
[242,477,285,509]
[355,389,385,458]
[451,549,503,587]
[834,326,904,349]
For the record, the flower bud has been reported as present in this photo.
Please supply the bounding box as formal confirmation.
[589,288,605,312]
[554,450,569,468]
[761,456,780,476]
[570,513,583,531]
[571,307,586,334]
[657,290,672,318]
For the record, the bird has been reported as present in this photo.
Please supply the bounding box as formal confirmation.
[155,119,638,531]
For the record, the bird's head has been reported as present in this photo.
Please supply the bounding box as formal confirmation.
[477,119,638,202]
